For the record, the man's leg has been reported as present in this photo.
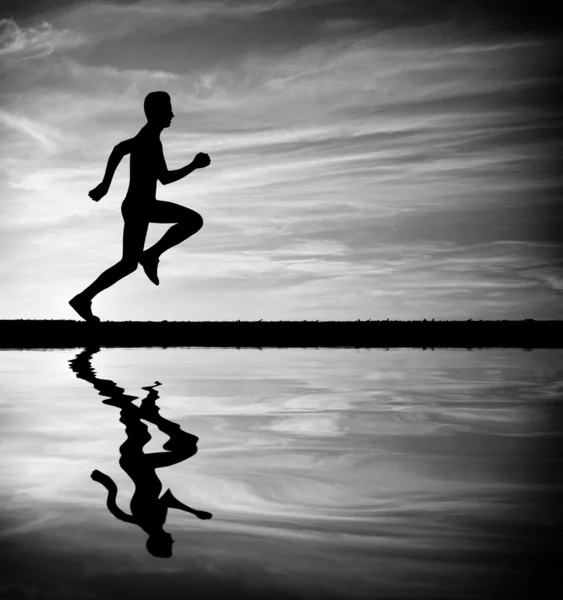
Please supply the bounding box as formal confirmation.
[140,201,203,286]
[70,214,149,321]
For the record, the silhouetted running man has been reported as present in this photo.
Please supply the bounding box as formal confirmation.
[69,91,210,322]
[69,347,212,558]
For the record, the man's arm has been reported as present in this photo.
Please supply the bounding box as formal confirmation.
[91,469,136,524]
[158,146,211,185]
[89,139,134,201]
[162,489,212,519]
[101,139,133,186]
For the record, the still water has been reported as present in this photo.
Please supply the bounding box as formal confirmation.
[0,348,561,599]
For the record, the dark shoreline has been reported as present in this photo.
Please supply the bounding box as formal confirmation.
[0,319,560,349]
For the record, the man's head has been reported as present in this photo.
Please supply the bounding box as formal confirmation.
[146,530,174,558]
[144,91,174,128]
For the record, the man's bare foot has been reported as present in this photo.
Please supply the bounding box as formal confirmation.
[140,252,160,286]
[162,430,198,451]
[69,295,100,323]
[102,395,136,408]
[141,381,162,392]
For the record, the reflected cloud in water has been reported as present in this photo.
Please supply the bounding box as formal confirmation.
[68,347,212,558]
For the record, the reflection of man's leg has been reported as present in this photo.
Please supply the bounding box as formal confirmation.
[118,403,152,463]
[137,382,199,469]
[143,438,198,470]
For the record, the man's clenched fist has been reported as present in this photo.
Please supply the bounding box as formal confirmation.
[193,153,211,169]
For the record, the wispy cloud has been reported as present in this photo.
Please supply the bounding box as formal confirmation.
[0,108,66,150]
[56,0,320,47]
[0,17,85,60]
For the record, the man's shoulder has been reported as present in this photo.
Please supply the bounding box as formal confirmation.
[128,133,162,153]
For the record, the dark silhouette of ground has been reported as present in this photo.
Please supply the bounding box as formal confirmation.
[70,91,210,323]
[1,319,559,349]
[68,346,212,557]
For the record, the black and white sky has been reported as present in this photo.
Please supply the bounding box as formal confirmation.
[1,0,561,320]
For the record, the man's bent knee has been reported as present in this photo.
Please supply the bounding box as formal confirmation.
[120,258,139,274]
[190,213,203,232]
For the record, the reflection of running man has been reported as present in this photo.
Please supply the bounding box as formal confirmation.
[69,348,212,558]
[70,91,210,322]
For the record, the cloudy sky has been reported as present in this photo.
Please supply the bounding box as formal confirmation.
[0,0,561,321]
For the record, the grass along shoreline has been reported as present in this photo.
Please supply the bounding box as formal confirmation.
[0,319,559,348]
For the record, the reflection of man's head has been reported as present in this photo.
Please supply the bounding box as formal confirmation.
[146,530,174,558]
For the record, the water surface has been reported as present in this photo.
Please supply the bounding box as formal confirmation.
[1,348,561,599]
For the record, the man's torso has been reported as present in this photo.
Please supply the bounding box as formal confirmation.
[125,130,163,201]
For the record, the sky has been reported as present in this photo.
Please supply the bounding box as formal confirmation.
[0,0,562,321]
